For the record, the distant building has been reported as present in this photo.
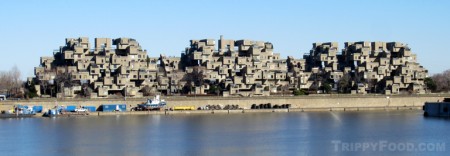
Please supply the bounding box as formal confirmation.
[29,37,428,98]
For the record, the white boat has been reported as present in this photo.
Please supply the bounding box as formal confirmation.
[136,95,167,110]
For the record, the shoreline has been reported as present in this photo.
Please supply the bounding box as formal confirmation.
[96,106,423,116]
[25,105,423,118]
[1,95,441,117]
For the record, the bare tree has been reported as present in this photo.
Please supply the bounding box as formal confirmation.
[39,80,49,96]
[0,71,9,94]
[11,66,21,83]
[80,83,92,98]
[281,84,290,96]
[36,68,55,97]
[309,72,323,93]
[54,71,74,97]
[432,69,450,92]
[5,71,13,96]
[10,66,21,95]
[188,67,205,86]
[0,66,23,97]
[141,85,155,96]
[182,67,205,94]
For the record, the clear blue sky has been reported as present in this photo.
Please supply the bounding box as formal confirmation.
[1,0,449,79]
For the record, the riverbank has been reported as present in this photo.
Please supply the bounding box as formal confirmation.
[96,105,422,116]
[24,105,422,118]
[1,94,444,111]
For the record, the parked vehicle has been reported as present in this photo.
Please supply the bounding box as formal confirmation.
[74,108,88,112]
[43,105,89,117]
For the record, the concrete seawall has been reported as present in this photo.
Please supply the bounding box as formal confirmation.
[77,106,422,116]
[27,105,422,117]
[0,95,444,112]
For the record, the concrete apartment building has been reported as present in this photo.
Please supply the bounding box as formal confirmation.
[30,37,428,98]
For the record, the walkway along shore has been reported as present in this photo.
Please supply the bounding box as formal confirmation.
[1,94,443,115]
[91,105,422,116]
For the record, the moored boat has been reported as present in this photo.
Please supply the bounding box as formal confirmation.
[0,105,36,118]
[134,95,167,111]
[423,98,450,117]
[0,113,35,118]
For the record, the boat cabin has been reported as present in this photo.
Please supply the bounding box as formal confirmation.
[423,98,450,117]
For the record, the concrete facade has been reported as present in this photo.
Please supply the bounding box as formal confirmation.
[30,37,428,98]
[295,41,428,94]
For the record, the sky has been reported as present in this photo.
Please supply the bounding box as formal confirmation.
[0,0,449,79]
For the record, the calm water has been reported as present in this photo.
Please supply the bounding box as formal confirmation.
[0,110,449,156]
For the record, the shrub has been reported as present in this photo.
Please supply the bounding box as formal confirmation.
[293,88,307,96]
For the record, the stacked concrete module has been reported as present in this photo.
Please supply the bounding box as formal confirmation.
[181,36,287,96]
[340,42,428,94]
[33,37,160,98]
[30,37,428,98]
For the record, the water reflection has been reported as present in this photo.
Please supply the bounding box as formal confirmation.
[0,111,449,156]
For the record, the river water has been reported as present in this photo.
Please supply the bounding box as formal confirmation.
[0,110,448,156]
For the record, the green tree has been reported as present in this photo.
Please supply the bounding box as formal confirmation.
[182,83,193,94]
[146,56,150,64]
[424,77,437,92]
[338,74,351,93]
[208,84,219,95]
[24,81,38,99]
[321,82,332,94]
